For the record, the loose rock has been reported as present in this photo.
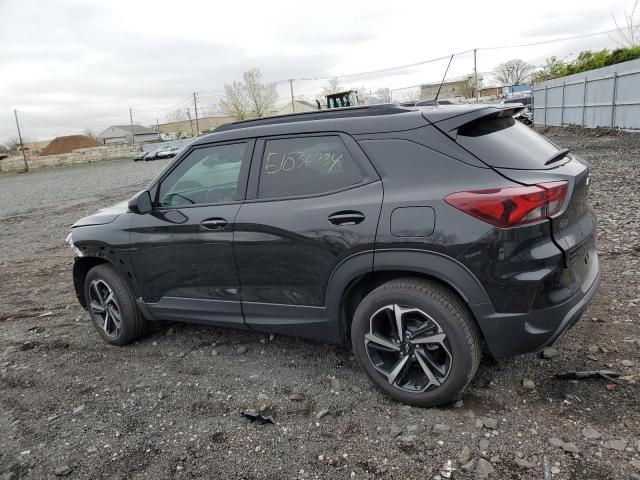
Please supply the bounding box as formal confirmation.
[54,465,72,476]
[479,439,490,451]
[237,345,248,354]
[432,423,451,434]
[582,426,602,440]
[542,347,559,358]
[603,439,627,451]
[315,409,329,420]
[458,446,472,465]
[549,437,565,449]
[476,458,495,477]
[514,457,535,469]
[389,424,402,438]
[483,417,498,430]
[522,378,536,391]
[287,393,304,401]
[621,359,634,367]
[461,458,476,472]
[562,442,580,454]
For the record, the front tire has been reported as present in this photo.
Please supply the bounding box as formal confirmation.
[351,279,480,407]
[84,264,147,345]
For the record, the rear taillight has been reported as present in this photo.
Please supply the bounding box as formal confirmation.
[444,181,568,228]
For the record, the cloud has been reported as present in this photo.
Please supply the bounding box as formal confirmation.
[0,0,628,143]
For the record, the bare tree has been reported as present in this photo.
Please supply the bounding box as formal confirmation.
[166,109,187,123]
[5,138,20,152]
[493,59,534,86]
[611,0,640,47]
[82,127,97,140]
[401,89,421,104]
[459,74,483,99]
[321,77,343,96]
[220,68,278,119]
[375,88,391,103]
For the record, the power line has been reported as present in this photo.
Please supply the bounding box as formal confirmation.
[478,24,639,50]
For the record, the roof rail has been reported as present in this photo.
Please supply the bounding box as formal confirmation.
[214,104,414,132]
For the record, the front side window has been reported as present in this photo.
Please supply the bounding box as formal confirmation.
[258,136,363,199]
[158,143,247,207]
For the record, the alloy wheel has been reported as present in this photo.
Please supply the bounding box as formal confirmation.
[364,304,452,393]
[88,279,122,338]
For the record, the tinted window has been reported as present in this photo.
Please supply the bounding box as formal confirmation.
[258,136,363,199]
[158,143,247,206]
[456,116,561,169]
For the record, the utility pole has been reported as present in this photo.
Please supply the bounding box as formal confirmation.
[186,108,194,137]
[129,108,135,145]
[13,109,28,172]
[156,118,159,132]
[193,92,200,135]
[289,79,295,112]
[473,49,479,103]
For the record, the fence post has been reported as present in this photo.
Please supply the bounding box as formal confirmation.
[581,78,588,127]
[560,81,565,126]
[611,72,618,128]
[544,84,548,126]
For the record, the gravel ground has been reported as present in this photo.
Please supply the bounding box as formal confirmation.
[0,133,639,480]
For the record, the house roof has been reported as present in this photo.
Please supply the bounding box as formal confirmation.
[97,124,157,138]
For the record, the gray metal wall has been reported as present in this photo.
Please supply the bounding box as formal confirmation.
[533,58,640,129]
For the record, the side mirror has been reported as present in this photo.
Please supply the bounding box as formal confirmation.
[128,190,152,214]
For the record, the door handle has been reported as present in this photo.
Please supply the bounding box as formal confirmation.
[328,211,365,226]
[200,218,228,230]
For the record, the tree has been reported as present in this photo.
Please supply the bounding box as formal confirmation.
[219,68,278,120]
[460,74,482,99]
[530,56,566,83]
[82,127,97,139]
[375,88,391,103]
[321,77,343,96]
[401,89,421,103]
[611,0,640,47]
[166,109,187,123]
[5,137,20,152]
[493,59,534,86]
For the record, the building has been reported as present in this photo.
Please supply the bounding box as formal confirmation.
[420,79,470,101]
[97,125,159,145]
[479,87,502,97]
[156,116,237,138]
[274,100,318,115]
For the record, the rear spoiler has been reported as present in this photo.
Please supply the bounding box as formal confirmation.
[423,105,524,139]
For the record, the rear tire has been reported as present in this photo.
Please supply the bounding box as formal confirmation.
[84,264,147,345]
[351,278,480,407]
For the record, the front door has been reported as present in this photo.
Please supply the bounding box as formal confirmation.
[233,134,382,338]
[129,140,253,328]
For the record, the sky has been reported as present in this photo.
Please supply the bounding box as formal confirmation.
[0,0,635,143]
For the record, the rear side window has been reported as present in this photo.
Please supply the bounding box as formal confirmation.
[456,116,560,169]
[258,136,363,199]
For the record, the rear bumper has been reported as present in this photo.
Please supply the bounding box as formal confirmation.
[473,252,601,358]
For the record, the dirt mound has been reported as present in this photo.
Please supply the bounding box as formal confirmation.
[39,135,99,156]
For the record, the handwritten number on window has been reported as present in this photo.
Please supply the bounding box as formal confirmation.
[264,151,343,175]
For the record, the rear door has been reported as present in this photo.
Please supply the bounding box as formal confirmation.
[449,114,597,289]
[233,133,382,339]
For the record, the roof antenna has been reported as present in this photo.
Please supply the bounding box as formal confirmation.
[433,54,454,106]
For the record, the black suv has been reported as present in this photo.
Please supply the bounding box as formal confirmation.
[68,104,600,407]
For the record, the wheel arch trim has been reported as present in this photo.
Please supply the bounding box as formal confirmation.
[325,248,493,342]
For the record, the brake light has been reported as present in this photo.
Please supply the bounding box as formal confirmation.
[444,181,568,228]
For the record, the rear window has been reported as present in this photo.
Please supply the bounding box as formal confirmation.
[456,116,562,169]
